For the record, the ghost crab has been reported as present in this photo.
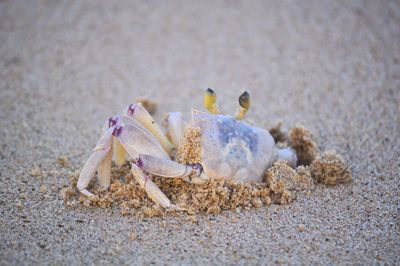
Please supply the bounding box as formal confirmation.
[78,89,297,209]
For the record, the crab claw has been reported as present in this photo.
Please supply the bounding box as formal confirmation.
[124,103,174,155]
[136,154,209,184]
[77,114,171,197]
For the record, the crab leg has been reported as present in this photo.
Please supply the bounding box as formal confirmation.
[97,144,112,190]
[137,154,210,184]
[137,154,190,177]
[103,116,127,168]
[164,112,184,149]
[131,163,173,208]
[113,138,126,167]
[124,103,174,155]
[77,127,114,197]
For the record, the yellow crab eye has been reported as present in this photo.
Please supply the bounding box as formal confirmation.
[239,91,250,110]
[203,88,219,114]
[236,91,250,120]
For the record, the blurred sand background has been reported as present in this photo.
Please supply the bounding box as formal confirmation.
[0,0,399,264]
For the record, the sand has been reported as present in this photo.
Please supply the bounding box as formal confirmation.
[0,0,399,265]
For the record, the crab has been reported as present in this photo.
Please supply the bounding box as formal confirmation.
[77,89,297,209]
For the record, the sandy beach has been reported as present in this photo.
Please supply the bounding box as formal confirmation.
[0,0,399,264]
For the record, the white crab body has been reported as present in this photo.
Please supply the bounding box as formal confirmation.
[192,111,276,182]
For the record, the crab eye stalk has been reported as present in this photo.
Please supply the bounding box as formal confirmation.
[235,91,250,120]
[203,88,219,114]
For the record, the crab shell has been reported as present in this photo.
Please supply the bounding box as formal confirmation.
[192,110,276,182]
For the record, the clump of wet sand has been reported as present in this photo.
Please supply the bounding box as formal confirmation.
[288,124,318,165]
[176,126,202,164]
[265,161,314,204]
[311,150,352,185]
[63,123,352,218]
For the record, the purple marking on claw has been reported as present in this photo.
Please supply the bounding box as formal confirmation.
[132,157,144,169]
[137,157,144,169]
[127,104,136,116]
[189,163,203,173]
[193,163,203,172]
[108,116,118,128]
[112,125,123,137]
